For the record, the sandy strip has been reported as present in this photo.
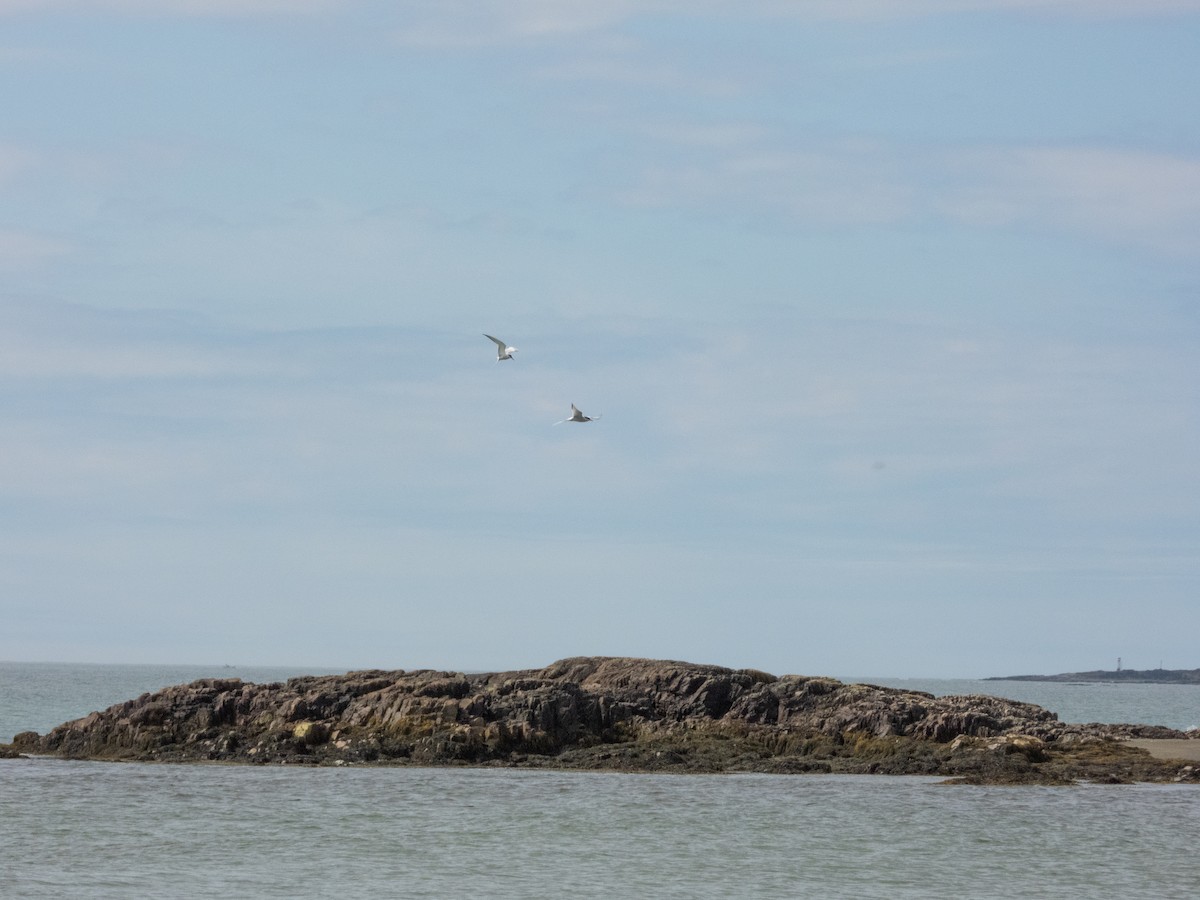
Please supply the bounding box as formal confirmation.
[1125,739,1200,762]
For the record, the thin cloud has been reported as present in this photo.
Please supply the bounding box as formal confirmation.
[0,338,275,380]
[0,230,70,270]
[393,0,639,48]
[0,0,346,15]
[940,145,1200,256]
[387,0,1200,48]
[617,133,1200,256]
[619,141,917,226]
[2,0,1195,23]
[738,0,1200,20]
[0,143,35,183]
[0,298,297,379]
[632,122,768,150]
[0,44,68,64]
[534,58,745,98]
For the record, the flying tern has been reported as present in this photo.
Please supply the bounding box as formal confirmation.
[484,334,517,361]
[554,403,601,425]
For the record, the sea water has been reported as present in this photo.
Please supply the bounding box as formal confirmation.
[2,663,1198,899]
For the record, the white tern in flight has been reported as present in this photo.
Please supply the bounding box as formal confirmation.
[484,334,517,361]
[554,404,601,425]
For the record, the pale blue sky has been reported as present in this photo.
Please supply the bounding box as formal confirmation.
[2,1,1198,677]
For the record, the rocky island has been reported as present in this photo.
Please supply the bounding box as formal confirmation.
[5,657,1198,784]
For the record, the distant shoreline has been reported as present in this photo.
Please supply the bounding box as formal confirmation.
[985,668,1200,685]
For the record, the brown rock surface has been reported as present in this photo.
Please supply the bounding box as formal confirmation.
[1125,739,1200,762]
[5,657,1196,784]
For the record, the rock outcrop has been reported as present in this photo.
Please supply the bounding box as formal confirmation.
[6,657,1196,784]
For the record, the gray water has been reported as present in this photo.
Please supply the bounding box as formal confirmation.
[2,663,1199,898]
[3,761,1198,899]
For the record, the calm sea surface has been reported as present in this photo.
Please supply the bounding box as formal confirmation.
[2,663,1198,899]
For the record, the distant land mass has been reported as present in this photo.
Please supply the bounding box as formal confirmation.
[986,668,1200,685]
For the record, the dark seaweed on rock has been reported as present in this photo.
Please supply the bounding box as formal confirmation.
[6,657,1197,784]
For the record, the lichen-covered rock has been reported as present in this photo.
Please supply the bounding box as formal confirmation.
[5,656,1195,784]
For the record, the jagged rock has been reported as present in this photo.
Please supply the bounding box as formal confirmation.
[292,721,329,745]
[4,656,1194,784]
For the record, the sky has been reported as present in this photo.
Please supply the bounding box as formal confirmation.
[1,1,1198,678]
